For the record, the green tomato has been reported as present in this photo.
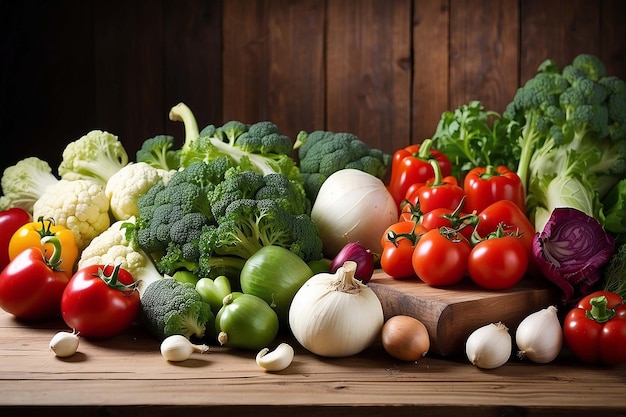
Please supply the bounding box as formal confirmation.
[172,270,199,285]
[240,245,313,327]
[196,275,232,314]
[307,258,332,274]
[215,293,279,350]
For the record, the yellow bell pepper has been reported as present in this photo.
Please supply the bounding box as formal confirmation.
[8,217,79,275]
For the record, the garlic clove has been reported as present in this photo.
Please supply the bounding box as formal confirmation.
[465,322,512,369]
[49,331,80,357]
[515,305,563,364]
[160,334,209,362]
[256,342,295,371]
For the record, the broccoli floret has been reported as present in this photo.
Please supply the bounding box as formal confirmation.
[215,120,249,145]
[58,129,129,187]
[135,160,230,273]
[140,277,214,341]
[571,53,607,82]
[235,121,293,155]
[199,198,322,263]
[169,102,301,181]
[209,168,310,219]
[136,134,181,170]
[599,76,626,140]
[294,130,391,202]
[0,156,59,213]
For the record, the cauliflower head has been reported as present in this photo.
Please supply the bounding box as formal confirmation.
[58,129,129,187]
[79,217,164,294]
[33,179,111,250]
[105,162,174,221]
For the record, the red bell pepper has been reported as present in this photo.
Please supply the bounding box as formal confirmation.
[387,139,452,209]
[0,236,70,320]
[563,291,626,366]
[0,208,31,271]
[404,160,465,215]
[463,165,526,214]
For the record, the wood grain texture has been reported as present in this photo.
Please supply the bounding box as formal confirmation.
[1,0,626,171]
[368,271,557,355]
[326,0,412,152]
[449,0,519,114]
[413,0,450,140]
[0,306,624,416]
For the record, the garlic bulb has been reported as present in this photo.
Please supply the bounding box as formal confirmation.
[49,331,80,357]
[288,261,384,357]
[515,306,563,363]
[160,335,209,362]
[465,322,512,369]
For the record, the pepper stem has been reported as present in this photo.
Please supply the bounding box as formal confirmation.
[586,296,616,323]
[39,235,64,270]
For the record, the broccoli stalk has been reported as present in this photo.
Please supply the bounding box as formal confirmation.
[168,102,300,180]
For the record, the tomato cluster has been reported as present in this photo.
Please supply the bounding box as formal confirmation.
[0,208,139,338]
[381,162,534,290]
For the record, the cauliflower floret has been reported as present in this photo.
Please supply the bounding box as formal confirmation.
[79,217,164,296]
[33,179,111,250]
[105,162,174,221]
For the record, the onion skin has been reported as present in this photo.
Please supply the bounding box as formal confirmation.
[329,242,374,283]
[381,315,430,361]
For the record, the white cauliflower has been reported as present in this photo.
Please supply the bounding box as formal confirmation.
[105,162,174,221]
[79,217,164,296]
[33,179,111,250]
[58,129,129,187]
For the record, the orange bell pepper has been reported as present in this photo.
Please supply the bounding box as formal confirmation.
[8,217,79,275]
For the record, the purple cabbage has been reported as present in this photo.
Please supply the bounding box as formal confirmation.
[532,207,615,304]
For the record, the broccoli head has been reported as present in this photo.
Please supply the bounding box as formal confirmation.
[199,198,323,263]
[208,168,310,219]
[135,159,232,273]
[294,129,391,202]
[136,134,181,170]
[140,277,214,341]
[169,102,301,182]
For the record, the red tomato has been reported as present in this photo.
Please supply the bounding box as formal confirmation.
[380,221,425,249]
[412,228,471,286]
[563,291,626,366]
[380,237,417,279]
[420,207,474,241]
[61,264,140,339]
[0,238,69,320]
[0,208,31,271]
[475,200,535,254]
[467,235,528,290]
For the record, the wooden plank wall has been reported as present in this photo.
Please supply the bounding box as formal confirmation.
[1,0,625,173]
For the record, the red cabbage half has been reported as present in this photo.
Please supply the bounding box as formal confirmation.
[532,207,615,304]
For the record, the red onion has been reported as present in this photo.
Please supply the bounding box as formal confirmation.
[329,242,374,283]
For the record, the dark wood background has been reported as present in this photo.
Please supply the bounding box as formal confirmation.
[1,0,624,173]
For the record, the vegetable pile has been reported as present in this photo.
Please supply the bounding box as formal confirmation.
[1,53,626,370]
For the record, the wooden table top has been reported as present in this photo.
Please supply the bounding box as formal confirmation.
[0,307,624,417]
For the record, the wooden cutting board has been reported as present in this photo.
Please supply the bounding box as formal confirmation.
[368,270,559,357]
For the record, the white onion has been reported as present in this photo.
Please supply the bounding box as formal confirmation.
[311,169,398,258]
